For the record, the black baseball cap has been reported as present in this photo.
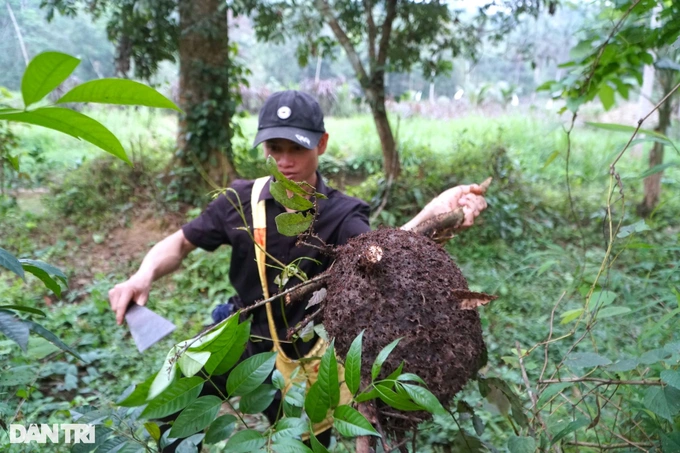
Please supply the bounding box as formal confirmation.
[253,90,326,150]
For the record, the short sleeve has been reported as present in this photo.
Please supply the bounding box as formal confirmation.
[181,193,234,251]
[336,202,371,245]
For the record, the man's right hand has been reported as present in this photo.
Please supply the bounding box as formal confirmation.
[109,273,153,325]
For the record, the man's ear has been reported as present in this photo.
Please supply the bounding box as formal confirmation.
[316,133,329,156]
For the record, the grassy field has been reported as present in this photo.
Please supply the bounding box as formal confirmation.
[2,106,679,451]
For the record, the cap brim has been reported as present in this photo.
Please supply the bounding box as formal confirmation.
[253,127,324,150]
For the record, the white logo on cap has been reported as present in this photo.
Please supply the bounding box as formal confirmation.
[295,134,311,146]
[277,106,291,119]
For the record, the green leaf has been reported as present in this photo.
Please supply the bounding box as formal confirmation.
[586,122,671,140]
[564,352,611,369]
[508,436,536,453]
[270,180,314,211]
[272,417,308,441]
[661,370,680,390]
[0,247,24,278]
[95,436,128,453]
[374,384,422,411]
[239,384,277,414]
[178,350,211,377]
[559,308,583,324]
[0,365,37,386]
[20,261,64,297]
[607,358,639,372]
[227,351,277,397]
[304,380,331,423]
[204,414,236,444]
[176,434,204,453]
[345,330,363,395]
[57,78,181,111]
[141,376,204,419]
[272,369,286,390]
[537,383,571,408]
[71,426,112,453]
[589,290,617,310]
[117,373,157,407]
[400,383,447,416]
[169,395,223,438]
[0,108,128,163]
[640,348,672,365]
[617,220,651,238]
[25,320,85,361]
[275,212,314,236]
[371,337,401,380]
[660,433,680,453]
[271,438,314,453]
[333,405,380,437]
[598,84,615,110]
[309,429,330,453]
[542,150,560,169]
[148,350,180,399]
[0,310,29,352]
[643,386,680,421]
[265,156,308,196]
[22,51,80,107]
[224,429,265,452]
[144,422,161,443]
[637,162,680,179]
[0,305,46,316]
[319,341,340,408]
[384,361,405,384]
[550,418,589,445]
[211,319,251,375]
[596,306,631,318]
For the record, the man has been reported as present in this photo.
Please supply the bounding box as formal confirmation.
[109,90,487,450]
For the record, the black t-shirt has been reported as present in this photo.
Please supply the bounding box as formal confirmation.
[182,172,370,357]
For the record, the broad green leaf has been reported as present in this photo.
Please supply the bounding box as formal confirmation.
[22,51,80,107]
[643,386,680,421]
[586,122,671,140]
[607,358,639,372]
[176,434,204,453]
[596,306,631,319]
[640,348,672,365]
[169,395,223,438]
[270,180,314,211]
[272,369,286,390]
[661,433,680,453]
[117,373,157,407]
[598,84,615,110]
[0,108,128,164]
[239,384,277,414]
[0,365,36,386]
[617,220,651,238]
[144,422,161,443]
[564,352,611,369]
[588,290,617,310]
[211,319,251,375]
[550,418,589,445]
[319,341,340,408]
[508,436,536,453]
[265,156,308,196]
[309,429,330,453]
[345,330,363,394]
[371,337,401,380]
[384,361,405,384]
[452,430,485,453]
[204,414,236,444]
[71,426,112,453]
[20,259,68,297]
[148,349,180,399]
[226,351,277,396]
[0,247,24,278]
[141,376,204,419]
[0,310,29,352]
[275,212,314,236]
[271,438,314,453]
[374,384,422,411]
[537,383,571,408]
[396,373,427,385]
[333,405,380,437]
[25,320,85,361]
[560,308,583,324]
[354,386,380,403]
[304,380,331,423]
[400,383,447,416]
[178,350,211,377]
[224,429,266,452]
[272,417,308,441]
[57,79,181,111]
[0,305,46,316]
[95,436,127,453]
[661,370,680,390]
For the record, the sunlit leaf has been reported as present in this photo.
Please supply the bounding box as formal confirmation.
[57,79,181,111]
[141,376,204,419]
[22,51,80,107]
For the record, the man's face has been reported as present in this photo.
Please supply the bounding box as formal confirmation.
[263,133,328,185]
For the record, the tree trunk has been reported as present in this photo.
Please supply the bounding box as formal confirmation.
[177,0,239,201]
[366,83,400,180]
[637,72,673,217]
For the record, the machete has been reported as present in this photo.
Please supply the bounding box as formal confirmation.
[125,303,176,353]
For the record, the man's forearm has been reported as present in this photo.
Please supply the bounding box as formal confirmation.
[135,230,196,283]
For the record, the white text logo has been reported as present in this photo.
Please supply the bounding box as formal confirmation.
[295,134,311,146]
[9,424,95,444]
